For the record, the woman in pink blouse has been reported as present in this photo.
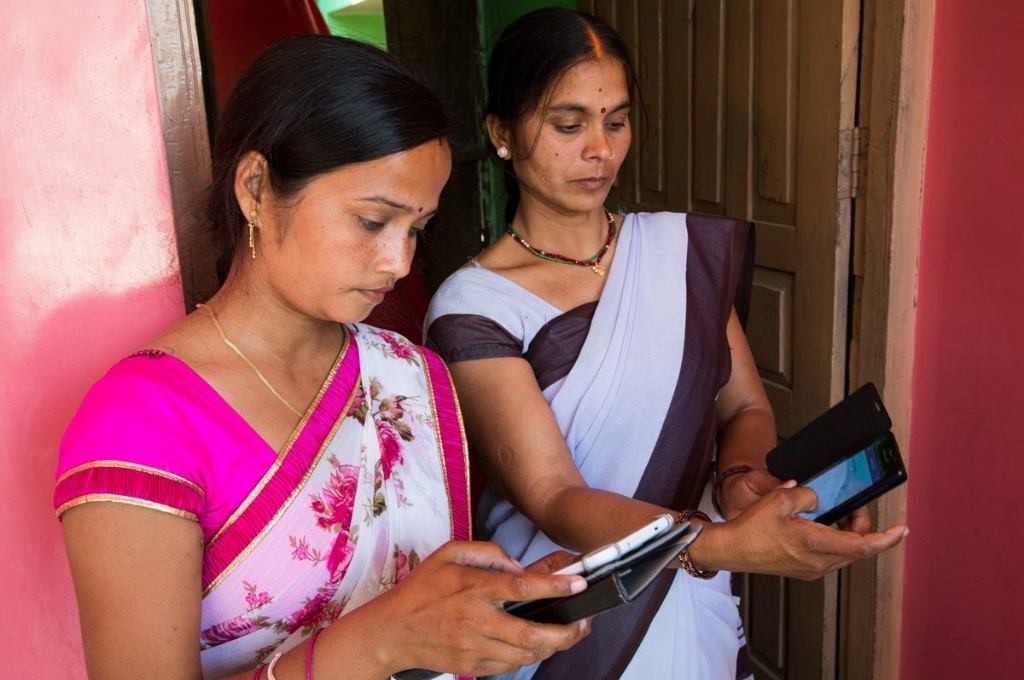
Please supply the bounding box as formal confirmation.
[55,36,588,680]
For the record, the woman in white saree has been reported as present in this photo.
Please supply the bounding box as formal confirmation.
[425,9,908,680]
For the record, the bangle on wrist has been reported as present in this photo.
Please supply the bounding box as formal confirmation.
[254,664,265,680]
[675,509,718,579]
[266,653,283,680]
[711,464,758,516]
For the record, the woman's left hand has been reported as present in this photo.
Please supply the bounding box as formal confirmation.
[720,470,877,531]
[716,468,782,519]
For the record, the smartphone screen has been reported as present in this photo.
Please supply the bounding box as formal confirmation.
[799,432,904,522]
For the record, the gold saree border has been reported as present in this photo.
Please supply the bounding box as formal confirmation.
[417,348,472,542]
[205,328,350,548]
[202,379,359,597]
[202,331,359,597]
[442,359,472,540]
[56,494,199,522]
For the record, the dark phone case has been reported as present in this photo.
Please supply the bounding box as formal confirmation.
[766,382,892,482]
[392,523,701,680]
[766,383,906,525]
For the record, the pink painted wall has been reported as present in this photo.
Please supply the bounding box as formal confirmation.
[901,0,1024,677]
[0,5,186,677]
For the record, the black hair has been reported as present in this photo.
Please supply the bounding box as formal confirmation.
[487,9,639,222]
[206,35,449,281]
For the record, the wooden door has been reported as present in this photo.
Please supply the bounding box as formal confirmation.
[580,1,861,677]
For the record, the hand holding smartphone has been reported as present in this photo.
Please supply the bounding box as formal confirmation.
[503,516,702,625]
[795,431,906,525]
[766,383,908,525]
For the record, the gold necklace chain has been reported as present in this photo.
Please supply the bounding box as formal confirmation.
[195,303,304,418]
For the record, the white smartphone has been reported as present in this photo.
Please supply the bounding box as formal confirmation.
[554,513,675,576]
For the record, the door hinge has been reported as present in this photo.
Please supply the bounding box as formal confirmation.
[838,126,868,199]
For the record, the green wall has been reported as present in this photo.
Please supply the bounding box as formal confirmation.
[477,0,577,239]
[324,13,387,50]
[316,1,387,50]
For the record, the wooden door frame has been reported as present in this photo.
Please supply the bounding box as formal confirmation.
[145,1,937,676]
[842,1,935,678]
[145,0,217,311]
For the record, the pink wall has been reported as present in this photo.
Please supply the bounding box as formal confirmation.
[902,0,1024,677]
[0,5,186,677]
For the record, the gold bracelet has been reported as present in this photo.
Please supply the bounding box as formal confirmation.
[675,509,718,579]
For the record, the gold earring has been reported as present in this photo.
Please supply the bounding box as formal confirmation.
[496,145,510,160]
[247,207,257,259]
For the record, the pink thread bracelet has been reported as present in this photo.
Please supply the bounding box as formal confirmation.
[306,627,325,680]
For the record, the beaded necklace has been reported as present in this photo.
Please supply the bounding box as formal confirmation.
[504,210,617,277]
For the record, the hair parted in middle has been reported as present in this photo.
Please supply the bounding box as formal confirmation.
[486,8,640,222]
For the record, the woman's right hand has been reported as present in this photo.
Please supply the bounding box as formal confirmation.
[692,481,908,581]
[373,541,590,677]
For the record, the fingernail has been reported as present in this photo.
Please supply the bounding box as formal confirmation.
[902,527,910,538]
[569,577,587,594]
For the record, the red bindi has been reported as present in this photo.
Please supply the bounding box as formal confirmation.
[417,207,423,212]
[601,107,607,113]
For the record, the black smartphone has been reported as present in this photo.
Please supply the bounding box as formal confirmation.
[798,430,907,525]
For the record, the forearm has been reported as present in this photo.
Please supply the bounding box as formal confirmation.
[713,308,776,474]
[532,485,674,553]
[215,598,399,680]
[314,606,397,679]
[715,405,776,472]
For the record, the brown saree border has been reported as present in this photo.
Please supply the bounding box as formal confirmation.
[532,216,751,679]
